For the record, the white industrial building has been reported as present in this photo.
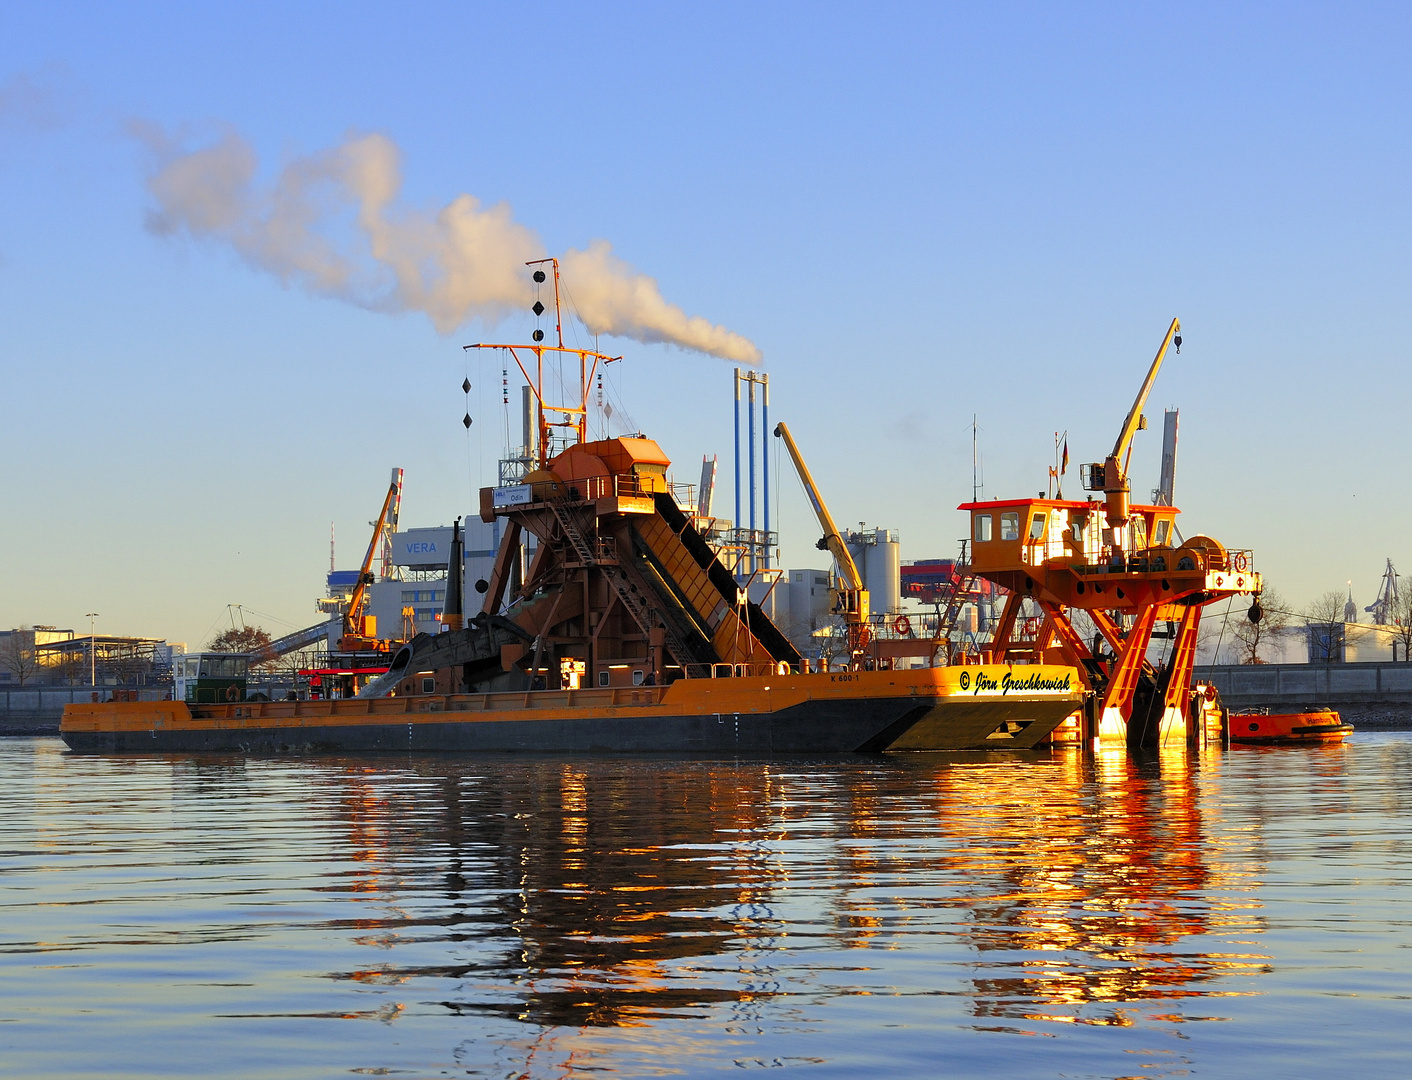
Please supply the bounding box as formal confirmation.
[350,516,536,639]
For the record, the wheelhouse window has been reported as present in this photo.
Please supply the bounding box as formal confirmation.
[1154,519,1171,545]
[1000,512,1020,541]
[1029,512,1047,540]
[974,514,992,542]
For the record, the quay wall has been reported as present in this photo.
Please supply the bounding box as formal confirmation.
[1196,662,1412,728]
[0,688,169,735]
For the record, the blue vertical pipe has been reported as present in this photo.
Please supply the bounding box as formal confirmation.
[748,379,757,573]
[761,374,769,569]
[733,369,741,533]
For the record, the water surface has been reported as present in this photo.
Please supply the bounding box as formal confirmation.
[2,736,1409,1078]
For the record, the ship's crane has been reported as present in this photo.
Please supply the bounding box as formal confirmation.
[340,468,403,653]
[1083,317,1181,532]
[773,421,871,661]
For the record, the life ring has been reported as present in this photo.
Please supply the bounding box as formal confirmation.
[893,615,911,636]
[1232,551,1248,572]
[224,684,240,703]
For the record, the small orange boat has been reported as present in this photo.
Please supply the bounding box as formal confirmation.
[1228,709,1353,746]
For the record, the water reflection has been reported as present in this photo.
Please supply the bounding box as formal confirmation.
[299,749,1273,1033]
[947,750,1270,1028]
[17,738,1405,1079]
[325,761,792,1028]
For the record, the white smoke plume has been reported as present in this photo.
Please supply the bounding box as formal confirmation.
[135,127,761,364]
[0,68,71,132]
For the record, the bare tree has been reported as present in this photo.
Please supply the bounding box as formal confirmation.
[53,651,84,686]
[1231,585,1291,664]
[1303,589,1347,663]
[0,632,37,686]
[1389,588,1412,662]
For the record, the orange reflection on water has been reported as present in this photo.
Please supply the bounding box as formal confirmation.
[318,749,1276,1048]
[925,748,1270,1025]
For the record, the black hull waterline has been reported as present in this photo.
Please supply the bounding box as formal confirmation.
[62,695,1078,755]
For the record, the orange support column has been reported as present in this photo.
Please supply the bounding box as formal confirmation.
[984,591,1025,663]
[1159,606,1203,746]
[1035,601,1097,690]
[1098,605,1160,743]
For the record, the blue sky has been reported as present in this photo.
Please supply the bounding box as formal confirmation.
[3,3,1410,646]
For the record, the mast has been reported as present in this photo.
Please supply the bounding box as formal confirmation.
[971,415,979,504]
[465,258,620,469]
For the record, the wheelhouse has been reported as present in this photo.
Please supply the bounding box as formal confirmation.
[962,497,1180,588]
[175,652,249,704]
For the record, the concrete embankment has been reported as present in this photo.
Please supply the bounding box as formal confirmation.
[0,688,170,736]
[1196,662,1412,729]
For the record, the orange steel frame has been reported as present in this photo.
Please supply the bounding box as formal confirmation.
[464,258,620,469]
[466,342,619,468]
[975,511,1250,742]
[987,590,1220,745]
[1163,606,1203,717]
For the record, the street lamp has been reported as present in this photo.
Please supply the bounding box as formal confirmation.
[85,613,99,688]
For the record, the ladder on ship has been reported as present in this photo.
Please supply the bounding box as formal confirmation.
[938,542,980,663]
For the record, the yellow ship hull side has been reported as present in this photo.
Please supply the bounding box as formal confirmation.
[62,665,1085,755]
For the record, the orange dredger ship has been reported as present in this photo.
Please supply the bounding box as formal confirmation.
[59,663,1083,754]
[63,260,1083,756]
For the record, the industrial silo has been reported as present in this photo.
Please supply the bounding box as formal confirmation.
[844,527,902,615]
[866,528,901,615]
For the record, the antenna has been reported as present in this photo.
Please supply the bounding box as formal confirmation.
[972,415,979,504]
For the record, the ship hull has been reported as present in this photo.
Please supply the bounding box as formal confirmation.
[1228,710,1353,746]
[61,666,1084,756]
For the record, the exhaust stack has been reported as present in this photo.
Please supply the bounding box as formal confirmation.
[442,518,464,632]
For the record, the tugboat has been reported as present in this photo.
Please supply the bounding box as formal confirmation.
[1228,709,1354,745]
[62,261,1084,755]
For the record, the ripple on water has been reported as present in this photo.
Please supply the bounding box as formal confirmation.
[2,735,1411,1078]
